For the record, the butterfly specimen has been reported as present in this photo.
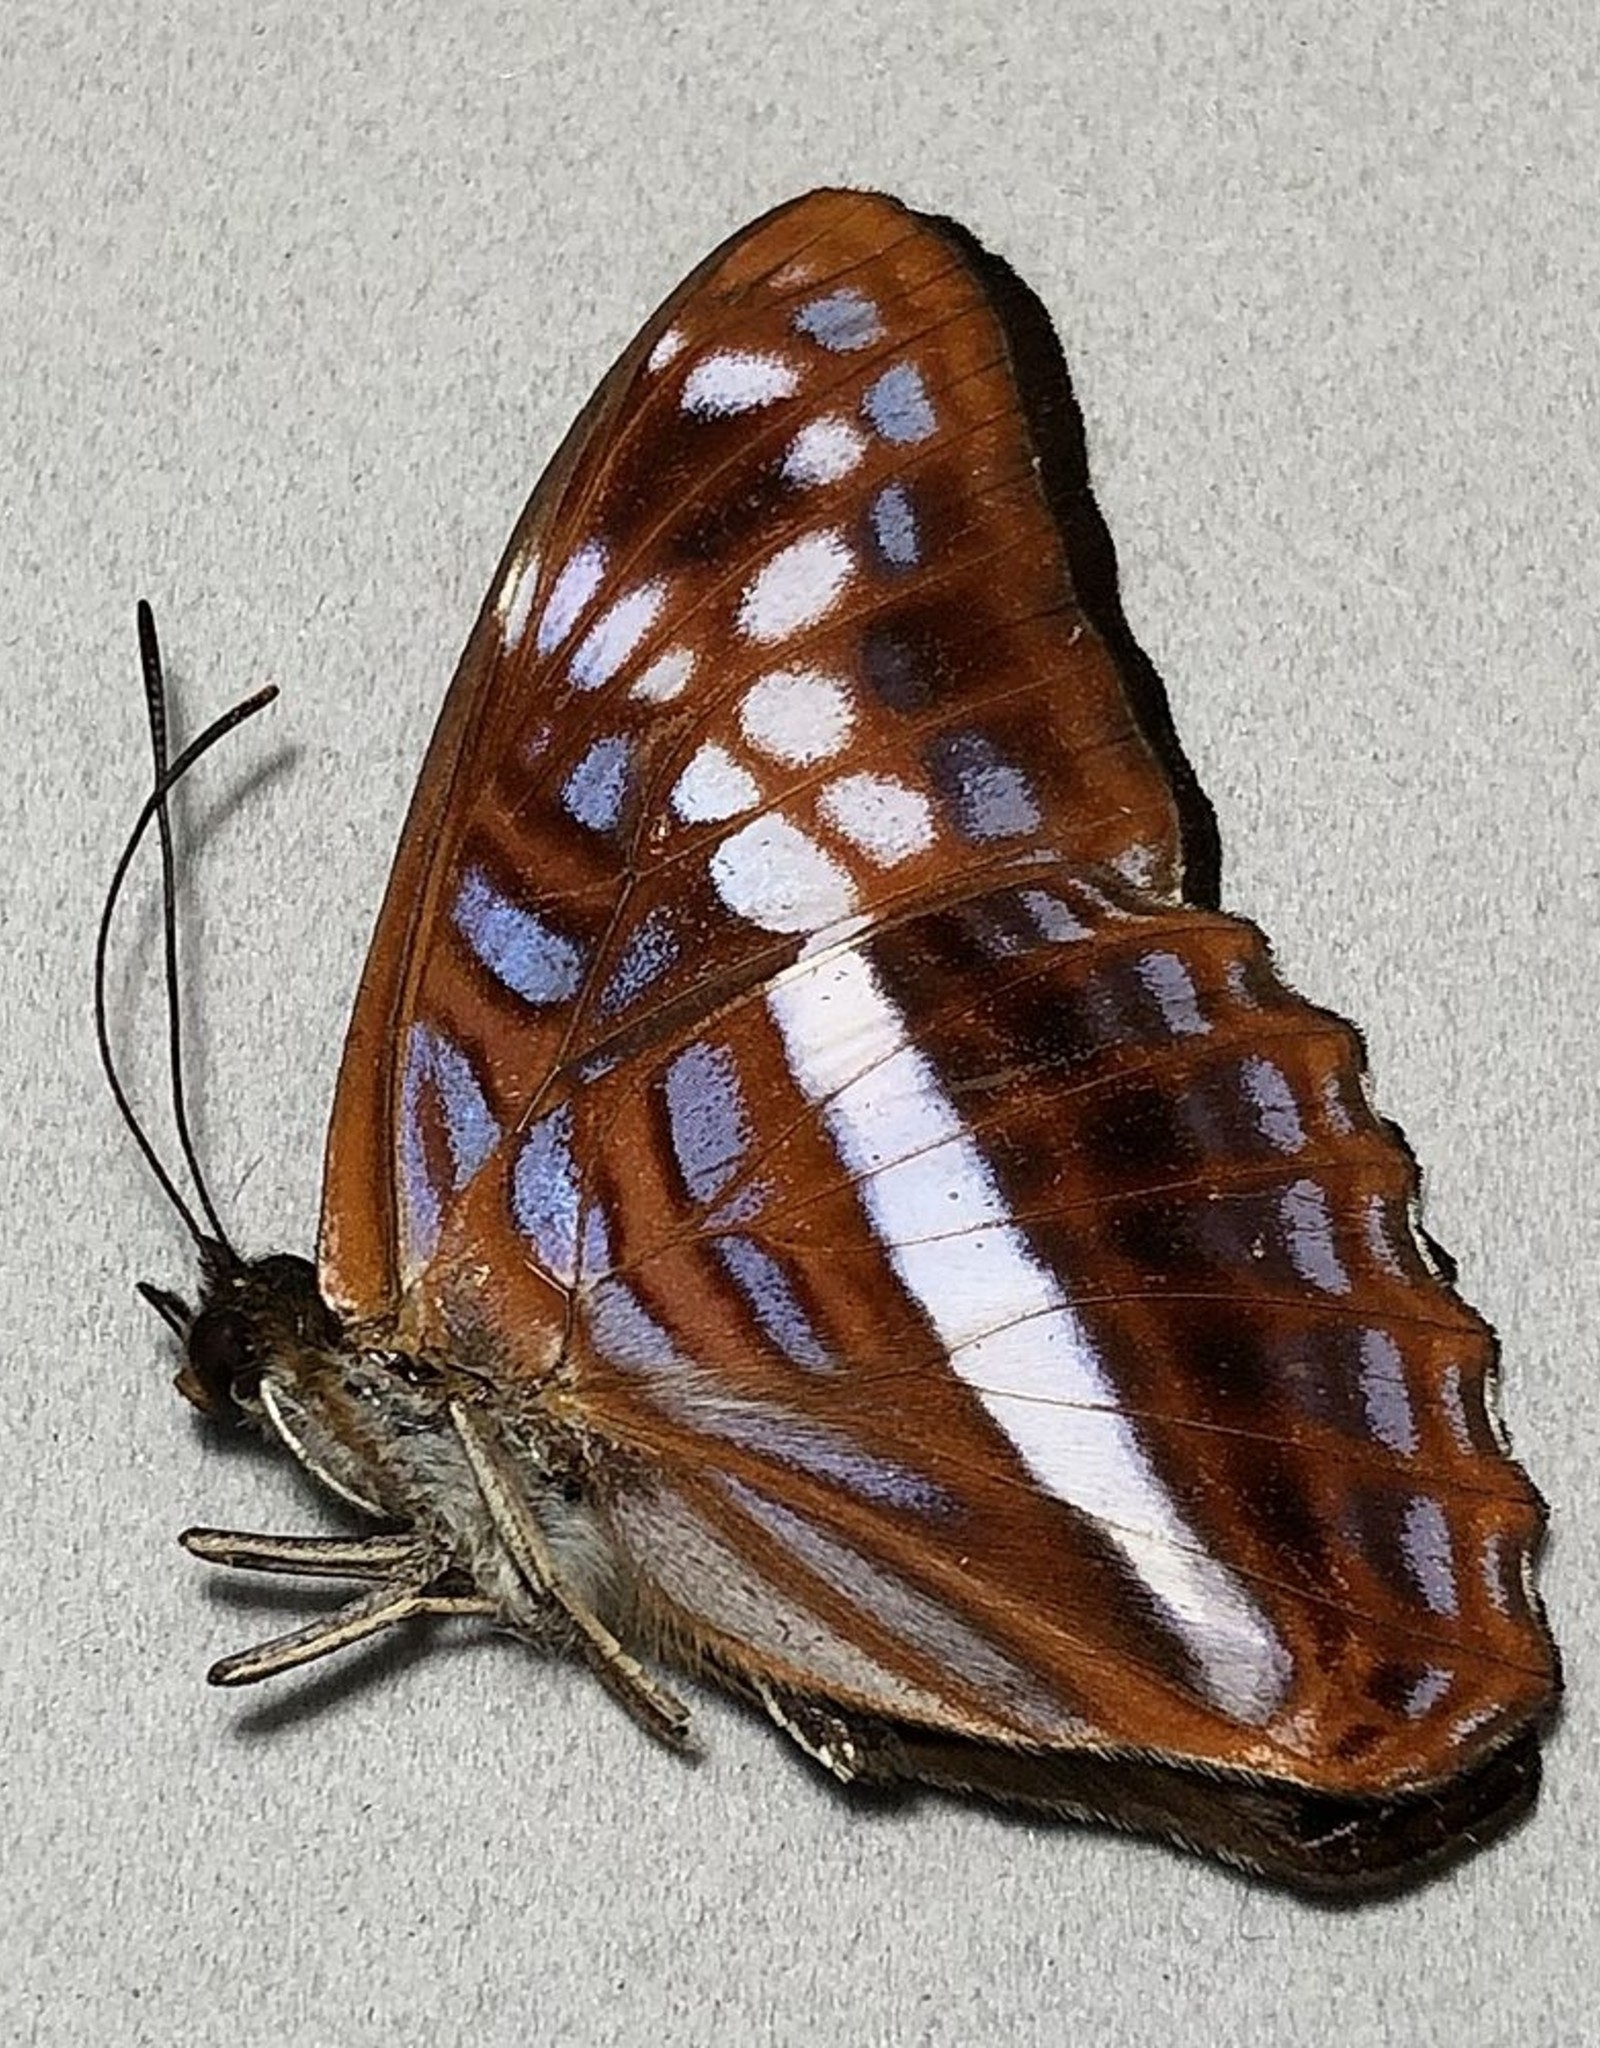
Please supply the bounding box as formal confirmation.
[104,190,1557,1892]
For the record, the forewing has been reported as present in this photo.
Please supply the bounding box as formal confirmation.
[318,189,1192,1320]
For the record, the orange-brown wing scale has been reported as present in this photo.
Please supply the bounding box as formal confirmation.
[315,190,1554,1829]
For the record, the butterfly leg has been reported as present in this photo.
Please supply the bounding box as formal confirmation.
[178,1526,495,1685]
[200,1578,496,1687]
[448,1399,693,1750]
[180,1527,434,1580]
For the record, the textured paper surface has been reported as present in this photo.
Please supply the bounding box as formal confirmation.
[5,5,1595,2043]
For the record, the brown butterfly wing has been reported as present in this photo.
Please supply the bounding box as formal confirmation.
[318,189,1191,1320]
[524,879,1551,1804]
[316,190,1554,1847]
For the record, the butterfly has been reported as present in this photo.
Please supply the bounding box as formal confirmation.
[104,189,1557,1892]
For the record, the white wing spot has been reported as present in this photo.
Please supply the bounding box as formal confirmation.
[569,580,666,690]
[683,350,800,417]
[647,327,686,372]
[631,645,695,704]
[739,667,854,765]
[536,540,607,655]
[672,744,762,824]
[819,773,935,866]
[711,815,858,934]
[738,531,854,643]
[782,415,869,488]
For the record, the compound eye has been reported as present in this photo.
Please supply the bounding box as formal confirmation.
[179,1307,260,1415]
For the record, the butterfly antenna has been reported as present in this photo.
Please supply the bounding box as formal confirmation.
[95,603,279,1258]
[135,601,237,1252]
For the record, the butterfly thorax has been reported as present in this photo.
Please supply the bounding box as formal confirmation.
[177,1251,471,1517]
[173,1246,622,1645]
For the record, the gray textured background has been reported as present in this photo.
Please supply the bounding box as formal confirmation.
[5,5,1595,2044]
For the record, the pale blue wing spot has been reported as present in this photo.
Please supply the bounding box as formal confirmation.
[1240,1056,1305,1153]
[536,541,606,656]
[513,1104,580,1283]
[793,288,884,352]
[1439,1362,1476,1455]
[707,1177,773,1227]
[1019,890,1090,944]
[562,734,634,834]
[1402,1495,1459,1616]
[925,730,1041,841]
[569,582,665,691]
[713,1415,948,1512]
[1359,1328,1418,1457]
[397,1025,501,1269]
[399,1029,443,1269]
[1481,1531,1514,1613]
[589,1321,952,1514]
[586,1278,684,1372]
[1281,1177,1350,1293]
[664,1040,750,1203]
[862,363,936,444]
[1137,951,1208,1037]
[1404,1666,1454,1717]
[454,867,586,1004]
[714,1235,833,1372]
[428,1031,500,1187]
[581,1201,613,1279]
[869,482,919,568]
[599,905,679,1019]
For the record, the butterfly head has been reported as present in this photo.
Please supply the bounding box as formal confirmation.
[100,609,442,1506]
[141,1244,338,1424]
